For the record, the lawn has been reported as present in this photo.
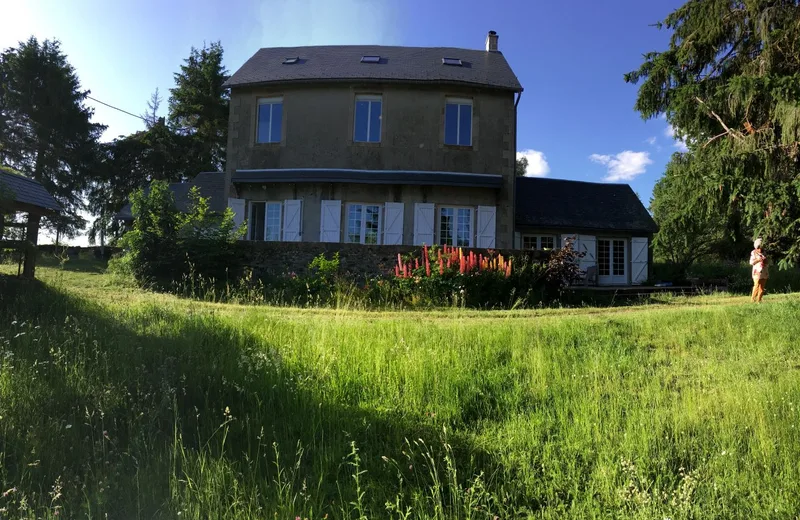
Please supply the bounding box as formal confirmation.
[1,259,799,519]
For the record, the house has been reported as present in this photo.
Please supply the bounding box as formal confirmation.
[223,31,522,249]
[1,167,62,278]
[515,177,658,285]
[115,171,226,225]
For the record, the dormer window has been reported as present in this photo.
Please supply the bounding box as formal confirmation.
[282,57,300,64]
[442,57,463,66]
[360,55,381,63]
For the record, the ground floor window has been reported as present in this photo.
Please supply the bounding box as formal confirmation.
[249,201,282,241]
[346,203,381,244]
[522,235,555,251]
[439,207,472,247]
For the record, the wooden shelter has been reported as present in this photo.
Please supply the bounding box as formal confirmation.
[0,169,61,278]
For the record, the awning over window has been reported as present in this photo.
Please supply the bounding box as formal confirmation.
[231,168,503,189]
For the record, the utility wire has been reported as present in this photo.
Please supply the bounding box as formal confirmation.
[87,95,147,122]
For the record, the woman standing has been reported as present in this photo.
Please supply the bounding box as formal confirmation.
[750,238,769,303]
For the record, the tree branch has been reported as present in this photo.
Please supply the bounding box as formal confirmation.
[695,96,744,140]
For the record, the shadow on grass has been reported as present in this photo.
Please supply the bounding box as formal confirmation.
[36,253,108,274]
[0,274,511,518]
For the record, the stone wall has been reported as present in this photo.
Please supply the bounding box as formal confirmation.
[235,241,548,279]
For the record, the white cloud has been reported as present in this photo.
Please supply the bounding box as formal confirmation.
[589,151,653,182]
[665,123,689,152]
[646,136,657,146]
[517,149,550,177]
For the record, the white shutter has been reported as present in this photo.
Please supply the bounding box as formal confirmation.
[282,200,302,242]
[476,206,497,248]
[631,237,648,285]
[383,202,404,245]
[227,197,246,240]
[413,203,435,246]
[319,200,342,243]
[577,234,596,273]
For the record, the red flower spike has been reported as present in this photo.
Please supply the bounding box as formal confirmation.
[415,258,419,270]
[439,258,444,275]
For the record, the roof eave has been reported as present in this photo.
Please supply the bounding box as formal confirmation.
[224,77,523,93]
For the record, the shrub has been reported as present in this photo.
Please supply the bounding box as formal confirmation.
[117,180,244,289]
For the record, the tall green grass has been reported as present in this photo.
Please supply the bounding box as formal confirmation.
[1,268,799,518]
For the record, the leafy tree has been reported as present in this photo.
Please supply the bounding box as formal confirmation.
[625,0,800,267]
[0,37,105,240]
[169,42,229,171]
[515,156,528,176]
[141,88,163,129]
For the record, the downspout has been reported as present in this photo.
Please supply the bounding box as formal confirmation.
[513,90,522,249]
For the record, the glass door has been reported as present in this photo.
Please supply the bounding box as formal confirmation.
[597,238,627,285]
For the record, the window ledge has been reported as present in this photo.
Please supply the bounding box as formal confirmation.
[253,142,282,147]
[443,144,473,150]
[350,141,383,148]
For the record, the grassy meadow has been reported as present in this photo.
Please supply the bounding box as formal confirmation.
[1,257,799,518]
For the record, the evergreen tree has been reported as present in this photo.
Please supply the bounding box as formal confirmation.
[0,37,105,239]
[168,42,229,171]
[626,0,800,266]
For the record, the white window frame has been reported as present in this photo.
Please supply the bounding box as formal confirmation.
[345,203,383,245]
[444,97,473,146]
[256,97,283,144]
[353,95,382,143]
[248,200,282,241]
[522,234,556,251]
[438,206,474,247]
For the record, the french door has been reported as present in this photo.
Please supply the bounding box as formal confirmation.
[597,238,627,285]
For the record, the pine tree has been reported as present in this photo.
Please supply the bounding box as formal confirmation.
[626,0,800,266]
[168,42,229,172]
[0,37,105,239]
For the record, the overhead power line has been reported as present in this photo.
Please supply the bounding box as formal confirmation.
[86,95,147,122]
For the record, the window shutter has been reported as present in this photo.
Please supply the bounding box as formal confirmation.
[577,234,596,273]
[476,206,496,248]
[227,198,246,240]
[320,200,342,243]
[631,237,648,284]
[383,202,404,245]
[413,203,435,246]
[282,200,302,242]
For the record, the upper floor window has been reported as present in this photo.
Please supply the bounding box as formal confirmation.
[257,97,283,143]
[444,98,472,146]
[346,203,381,244]
[439,206,473,247]
[354,95,382,143]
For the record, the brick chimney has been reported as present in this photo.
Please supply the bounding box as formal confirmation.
[485,30,498,52]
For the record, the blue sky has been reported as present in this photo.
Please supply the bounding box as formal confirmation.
[2,0,686,244]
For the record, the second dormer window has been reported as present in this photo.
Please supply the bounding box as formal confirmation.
[257,97,283,144]
[354,95,382,143]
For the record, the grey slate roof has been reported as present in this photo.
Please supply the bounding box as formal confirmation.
[232,168,503,188]
[224,45,522,92]
[0,169,61,212]
[115,172,226,221]
[515,177,658,234]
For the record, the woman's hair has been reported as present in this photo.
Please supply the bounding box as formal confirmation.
[754,238,763,249]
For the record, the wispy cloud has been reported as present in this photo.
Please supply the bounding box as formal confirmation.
[589,151,653,182]
[664,123,689,152]
[646,136,657,146]
[517,149,550,177]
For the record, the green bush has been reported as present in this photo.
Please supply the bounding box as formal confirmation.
[116,180,244,289]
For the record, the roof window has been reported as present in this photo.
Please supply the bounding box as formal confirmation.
[361,55,381,63]
[282,57,300,64]
[442,57,463,66]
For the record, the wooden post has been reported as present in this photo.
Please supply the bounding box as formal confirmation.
[22,213,40,279]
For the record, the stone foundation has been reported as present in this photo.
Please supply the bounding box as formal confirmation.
[235,241,548,279]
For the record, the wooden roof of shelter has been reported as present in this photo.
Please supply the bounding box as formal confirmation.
[0,168,62,216]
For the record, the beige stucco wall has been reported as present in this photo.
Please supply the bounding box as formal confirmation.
[225,82,516,247]
[236,182,502,247]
